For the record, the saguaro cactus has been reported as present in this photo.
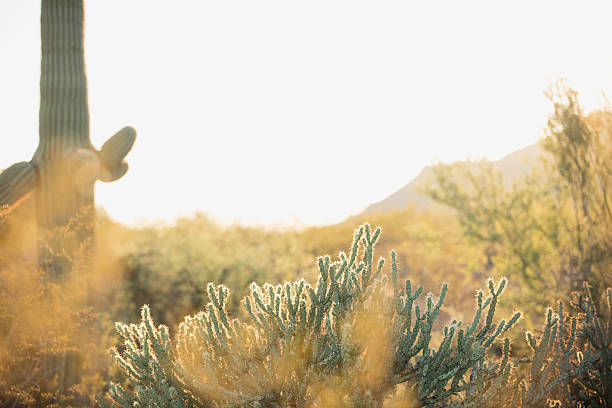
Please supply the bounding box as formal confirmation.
[0,0,135,278]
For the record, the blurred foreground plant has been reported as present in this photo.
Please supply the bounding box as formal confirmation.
[0,209,128,407]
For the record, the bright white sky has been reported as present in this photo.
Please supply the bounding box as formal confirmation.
[1,1,611,227]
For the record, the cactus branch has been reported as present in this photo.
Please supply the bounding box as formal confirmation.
[0,161,37,211]
[99,126,136,182]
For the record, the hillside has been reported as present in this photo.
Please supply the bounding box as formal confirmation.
[362,143,544,215]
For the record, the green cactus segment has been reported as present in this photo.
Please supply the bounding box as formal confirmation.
[1,0,137,279]
[31,0,93,280]
[35,0,91,158]
[99,126,136,182]
[0,161,37,210]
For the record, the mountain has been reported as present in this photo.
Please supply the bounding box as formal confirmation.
[362,143,544,215]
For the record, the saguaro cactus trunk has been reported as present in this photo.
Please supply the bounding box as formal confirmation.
[0,0,135,279]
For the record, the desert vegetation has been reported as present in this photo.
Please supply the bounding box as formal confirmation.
[1,1,611,407]
[1,81,611,406]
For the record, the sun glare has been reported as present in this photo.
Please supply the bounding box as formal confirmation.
[1,1,612,227]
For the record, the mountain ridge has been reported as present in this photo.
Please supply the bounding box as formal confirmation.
[362,143,544,215]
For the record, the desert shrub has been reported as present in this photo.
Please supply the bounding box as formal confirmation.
[112,214,313,329]
[102,224,612,407]
[428,82,612,324]
[0,209,111,407]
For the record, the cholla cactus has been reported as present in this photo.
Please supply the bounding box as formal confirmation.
[564,283,612,406]
[104,225,611,407]
[104,225,518,407]
[508,282,612,408]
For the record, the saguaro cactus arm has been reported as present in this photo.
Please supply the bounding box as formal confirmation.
[99,126,136,182]
[64,127,137,187]
[1,124,136,213]
[0,161,37,210]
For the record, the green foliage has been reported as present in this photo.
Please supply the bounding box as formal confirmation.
[103,224,612,407]
[428,81,612,317]
[113,215,311,327]
[541,82,612,296]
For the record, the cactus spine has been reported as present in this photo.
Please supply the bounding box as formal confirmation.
[0,0,135,279]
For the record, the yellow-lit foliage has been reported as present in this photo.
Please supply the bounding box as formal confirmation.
[0,204,131,407]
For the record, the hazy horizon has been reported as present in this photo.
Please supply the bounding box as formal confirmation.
[2,1,612,227]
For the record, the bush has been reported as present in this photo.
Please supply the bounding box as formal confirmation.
[0,209,107,407]
[113,215,311,328]
[428,82,612,322]
[102,224,612,407]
